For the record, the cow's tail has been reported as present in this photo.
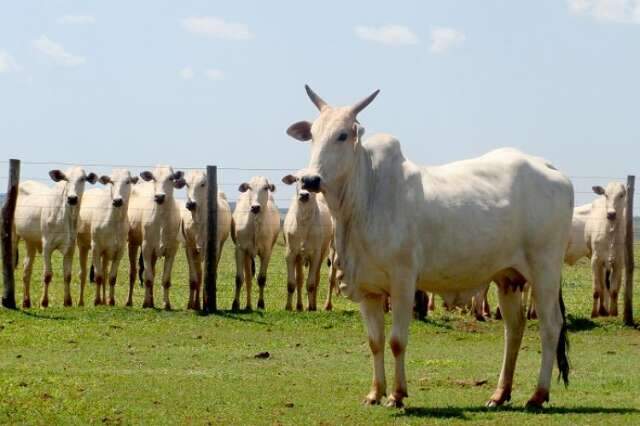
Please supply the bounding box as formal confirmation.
[556,287,570,387]
[138,254,144,287]
[251,257,256,277]
[89,265,95,283]
[327,257,331,268]
[14,245,19,270]
[605,269,611,290]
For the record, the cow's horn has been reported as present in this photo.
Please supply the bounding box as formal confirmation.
[351,89,380,116]
[305,85,328,111]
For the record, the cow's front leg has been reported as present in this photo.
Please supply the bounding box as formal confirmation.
[232,248,244,312]
[77,245,89,307]
[141,246,155,309]
[360,294,386,405]
[256,251,272,310]
[609,265,622,317]
[387,281,415,408]
[62,246,75,307]
[284,250,296,311]
[161,248,178,311]
[41,244,54,308]
[306,254,322,311]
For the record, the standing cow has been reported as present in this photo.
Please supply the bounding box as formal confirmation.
[281,173,334,311]
[287,86,573,408]
[127,166,185,309]
[231,176,280,311]
[15,167,97,307]
[180,170,232,310]
[77,169,138,306]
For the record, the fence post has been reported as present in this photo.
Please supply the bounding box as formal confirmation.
[624,175,635,326]
[2,159,20,309]
[203,165,218,314]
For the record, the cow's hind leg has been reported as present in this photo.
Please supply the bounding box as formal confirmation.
[22,243,37,308]
[126,244,139,307]
[526,262,567,409]
[360,294,386,405]
[487,276,525,407]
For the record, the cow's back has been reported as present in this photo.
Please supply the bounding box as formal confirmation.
[15,180,51,244]
[565,203,592,265]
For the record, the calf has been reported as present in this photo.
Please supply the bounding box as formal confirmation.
[180,170,232,310]
[77,169,138,306]
[127,166,185,309]
[231,176,280,311]
[15,167,97,307]
[282,174,334,311]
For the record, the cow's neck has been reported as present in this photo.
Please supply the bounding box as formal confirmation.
[52,182,79,248]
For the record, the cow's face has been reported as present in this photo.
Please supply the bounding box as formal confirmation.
[140,166,185,205]
[185,171,207,212]
[99,169,138,208]
[49,166,97,206]
[287,86,378,195]
[238,176,275,215]
[593,182,626,222]
[282,174,315,205]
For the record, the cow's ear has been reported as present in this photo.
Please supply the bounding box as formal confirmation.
[172,170,184,181]
[98,175,112,185]
[173,177,186,189]
[49,169,67,182]
[238,183,250,193]
[86,173,98,184]
[140,171,154,182]
[269,183,276,192]
[130,176,139,184]
[281,174,298,185]
[286,121,312,141]
[592,186,605,195]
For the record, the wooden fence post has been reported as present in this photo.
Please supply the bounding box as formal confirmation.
[624,175,635,326]
[2,159,20,309]
[203,165,218,314]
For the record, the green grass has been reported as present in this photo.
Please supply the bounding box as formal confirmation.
[1,238,639,425]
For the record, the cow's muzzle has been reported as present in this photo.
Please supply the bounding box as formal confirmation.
[301,175,321,193]
[607,211,617,221]
[154,194,166,205]
[250,205,261,214]
[298,193,310,203]
[112,198,124,208]
[67,195,78,206]
[186,200,197,211]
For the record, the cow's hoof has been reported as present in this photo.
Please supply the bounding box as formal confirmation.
[108,299,115,306]
[591,311,598,318]
[78,300,85,307]
[475,314,486,322]
[308,306,317,312]
[142,301,154,309]
[525,389,549,411]
[363,397,381,406]
[324,304,333,311]
[22,299,31,309]
[296,303,303,312]
[164,303,172,311]
[40,299,49,308]
[63,298,73,307]
[385,397,404,409]
[244,305,253,312]
[231,301,240,312]
[599,307,609,317]
[257,300,265,310]
[486,389,511,408]
[285,304,292,311]
[125,300,133,307]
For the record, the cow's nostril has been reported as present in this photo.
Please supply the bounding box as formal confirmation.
[607,212,617,220]
[301,175,321,193]
[112,199,123,208]
[251,205,261,214]
[154,194,166,204]
[299,193,310,202]
[186,200,197,211]
[67,196,78,205]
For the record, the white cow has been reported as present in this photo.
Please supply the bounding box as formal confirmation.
[231,176,280,311]
[526,182,627,319]
[15,167,97,307]
[127,166,185,309]
[180,170,232,310]
[77,169,138,306]
[287,86,573,409]
[281,173,335,311]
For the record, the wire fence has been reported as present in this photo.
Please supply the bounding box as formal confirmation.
[1,159,638,314]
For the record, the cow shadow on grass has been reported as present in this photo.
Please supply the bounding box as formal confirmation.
[198,309,270,325]
[398,405,639,420]
[566,314,600,332]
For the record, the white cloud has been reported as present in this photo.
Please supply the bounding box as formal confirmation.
[32,36,85,66]
[0,50,20,73]
[180,66,194,80]
[205,69,225,81]
[182,17,253,40]
[430,27,465,53]
[568,0,640,23]
[58,15,96,25]
[354,25,418,46]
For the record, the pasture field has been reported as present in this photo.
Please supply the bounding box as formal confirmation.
[1,238,639,425]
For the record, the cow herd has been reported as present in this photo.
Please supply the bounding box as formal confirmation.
[8,85,631,410]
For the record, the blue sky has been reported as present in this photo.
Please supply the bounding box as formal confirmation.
[1,0,639,206]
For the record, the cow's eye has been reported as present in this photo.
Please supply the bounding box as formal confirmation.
[200,182,206,188]
[337,132,348,142]
[263,185,270,191]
